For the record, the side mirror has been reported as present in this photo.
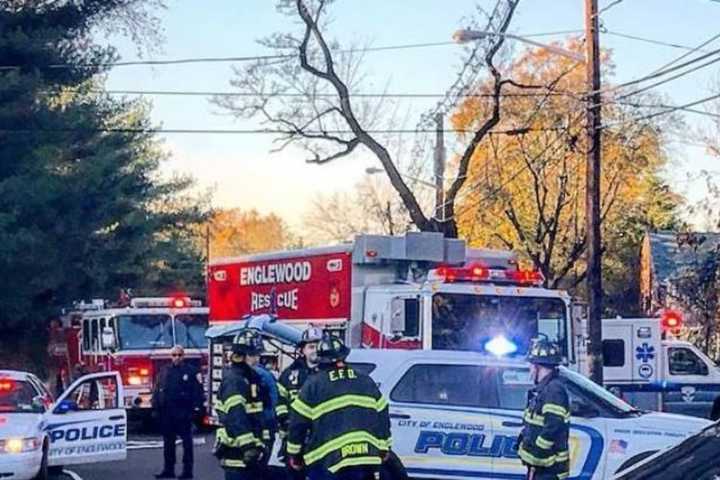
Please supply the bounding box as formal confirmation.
[570,399,599,418]
[101,326,116,351]
[54,399,78,415]
[31,396,46,413]
[390,298,406,335]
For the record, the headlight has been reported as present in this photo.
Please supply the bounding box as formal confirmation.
[0,437,42,454]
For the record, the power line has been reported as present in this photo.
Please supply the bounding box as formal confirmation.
[615,53,720,100]
[0,126,559,136]
[614,99,720,119]
[598,0,625,15]
[650,32,720,76]
[602,92,720,129]
[60,88,577,99]
[603,30,714,53]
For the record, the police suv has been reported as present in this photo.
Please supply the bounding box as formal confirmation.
[0,370,127,480]
[340,349,711,480]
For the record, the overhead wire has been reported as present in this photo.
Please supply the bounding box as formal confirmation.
[602,92,720,130]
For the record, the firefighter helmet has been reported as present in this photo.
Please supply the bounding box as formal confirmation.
[317,335,350,364]
[527,336,562,366]
[232,330,264,356]
[299,326,323,347]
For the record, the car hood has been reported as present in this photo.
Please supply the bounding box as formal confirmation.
[632,411,711,436]
[0,413,43,439]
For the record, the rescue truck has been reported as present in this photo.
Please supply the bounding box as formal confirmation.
[599,313,720,418]
[208,232,582,362]
[61,296,209,417]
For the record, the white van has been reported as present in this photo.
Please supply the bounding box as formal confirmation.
[340,349,710,480]
[602,318,720,418]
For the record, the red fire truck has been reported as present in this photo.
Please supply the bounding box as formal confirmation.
[208,232,581,361]
[61,296,209,417]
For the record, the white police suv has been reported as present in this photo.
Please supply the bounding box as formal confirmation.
[0,370,127,480]
[342,349,711,480]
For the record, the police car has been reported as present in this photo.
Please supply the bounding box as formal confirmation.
[0,370,127,480]
[339,349,711,480]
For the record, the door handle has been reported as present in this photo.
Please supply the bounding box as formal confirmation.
[389,412,411,420]
[109,415,124,421]
[501,421,523,428]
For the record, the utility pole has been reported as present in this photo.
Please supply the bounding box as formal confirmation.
[434,113,446,223]
[585,0,604,384]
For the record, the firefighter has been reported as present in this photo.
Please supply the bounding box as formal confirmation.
[153,345,204,480]
[277,326,323,479]
[214,330,272,480]
[286,335,392,480]
[518,337,570,480]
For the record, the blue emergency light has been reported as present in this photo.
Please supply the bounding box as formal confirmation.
[484,335,518,357]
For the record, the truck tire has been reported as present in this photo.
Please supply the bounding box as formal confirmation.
[615,450,658,474]
[33,443,48,480]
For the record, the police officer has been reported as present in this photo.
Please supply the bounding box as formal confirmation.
[214,330,272,480]
[153,345,204,479]
[287,335,392,480]
[518,337,570,480]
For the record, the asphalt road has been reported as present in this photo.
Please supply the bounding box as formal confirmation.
[54,433,225,480]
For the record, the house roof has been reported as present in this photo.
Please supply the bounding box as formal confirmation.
[648,231,720,285]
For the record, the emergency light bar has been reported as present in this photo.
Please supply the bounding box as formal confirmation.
[431,263,544,286]
[129,297,202,308]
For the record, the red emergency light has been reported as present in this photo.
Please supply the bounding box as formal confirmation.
[0,380,15,393]
[172,297,188,308]
[506,269,545,285]
[661,310,683,331]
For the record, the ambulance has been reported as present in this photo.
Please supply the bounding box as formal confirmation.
[0,370,127,480]
[205,319,711,480]
[600,314,720,418]
[208,232,582,361]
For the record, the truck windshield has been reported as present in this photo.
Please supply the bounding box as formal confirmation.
[432,293,567,356]
[117,314,173,350]
[174,314,209,349]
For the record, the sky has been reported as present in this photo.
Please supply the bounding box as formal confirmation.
[103,0,720,229]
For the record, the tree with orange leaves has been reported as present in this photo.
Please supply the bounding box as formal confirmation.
[452,39,683,312]
[206,209,295,259]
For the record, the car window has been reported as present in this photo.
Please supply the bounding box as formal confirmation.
[496,367,533,410]
[603,339,625,367]
[391,364,498,408]
[0,379,43,413]
[349,362,376,375]
[669,347,708,376]
[63,377,118,411]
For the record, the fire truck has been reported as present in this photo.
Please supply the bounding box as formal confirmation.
[208,232,583,362]
[61,296,209,417]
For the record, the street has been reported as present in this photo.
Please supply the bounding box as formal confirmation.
[55,434,223,480]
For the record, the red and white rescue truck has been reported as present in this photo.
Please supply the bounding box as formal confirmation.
[208,232,583,363]
[60,296,209,417]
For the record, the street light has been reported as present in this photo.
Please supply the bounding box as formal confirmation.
[453,29,586,63]
[365,167,438,190]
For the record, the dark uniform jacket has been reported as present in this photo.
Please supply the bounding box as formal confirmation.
[287,364,391,475]
[518,370,570,480]
[276,358,316,433]
[152,362,203,423]
[215,362,271,469]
